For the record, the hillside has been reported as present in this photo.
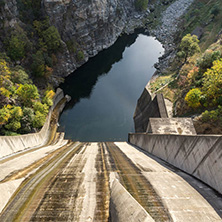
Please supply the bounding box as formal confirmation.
[149,0,222,133]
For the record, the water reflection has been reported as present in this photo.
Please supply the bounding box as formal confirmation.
[59,33,164,141]
[60,32,139,110]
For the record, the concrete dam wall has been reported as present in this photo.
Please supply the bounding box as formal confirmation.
[133,85,168,133]
[0,88,67,159]
[129,133,222,195]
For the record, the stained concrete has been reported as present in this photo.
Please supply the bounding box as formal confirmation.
[129,133,222,195]
[133,88,168,133]
[1,141,222,221]
[109,179,155,222]
[147,118,196,135]
[115,142,222,221]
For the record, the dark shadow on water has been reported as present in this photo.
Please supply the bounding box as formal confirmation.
[59,31,143,110]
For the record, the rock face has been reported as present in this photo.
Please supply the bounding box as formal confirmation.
[42,0,146,84]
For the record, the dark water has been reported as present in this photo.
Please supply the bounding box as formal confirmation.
[59,33,163,142]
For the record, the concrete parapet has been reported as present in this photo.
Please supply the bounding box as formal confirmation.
[129,133,222,195]
[0,88,67,159]
[109,179,155,222]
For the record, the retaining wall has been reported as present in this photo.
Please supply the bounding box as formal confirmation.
[129,133,222,195]
[0,88,66,159]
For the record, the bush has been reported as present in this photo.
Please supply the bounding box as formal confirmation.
[197,50,221,74]
[135,0,148,11]
[33,101,49,116]
[201,106,222,123]
[202,59,222,102]
[185,88,202,108]
[42,26,61,51]
[11,68,31,84]
[32,111,46,128]
[8,35,26,61]
[77,51,84,61]
[31,50,45,77]
[16,84,40,106]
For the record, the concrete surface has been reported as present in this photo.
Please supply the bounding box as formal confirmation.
[115,142,222,221]
[0,141,222,221]
[147,118,196,135]
[133,87,168,133]
[129,133,222,195]
[109,179,155,222]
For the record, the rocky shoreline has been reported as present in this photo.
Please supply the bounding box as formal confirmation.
[148,0,194,76]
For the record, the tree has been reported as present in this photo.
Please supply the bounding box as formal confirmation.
[185,88,202,108]
[31,50,45,77]
[42,26,61,51]
[16,84,40,106]
[32,111,46,128]
[8,35,26,61]
[177,34,200,64]
[135,0,148,11]
[202,59,222,103]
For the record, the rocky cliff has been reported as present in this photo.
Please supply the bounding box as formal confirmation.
[43,0,147,84]
[0,0,149,86]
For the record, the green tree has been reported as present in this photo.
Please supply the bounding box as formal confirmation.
[42,26,61,51]
[11,68,31,84]
[31,50,45,77]
[177,34,200,63]
[16,84,40,106]
[185,88,202,108]
[135,0,148,11]
[8,35,26,61]
[33,101,49,116]
[32,111,46,128]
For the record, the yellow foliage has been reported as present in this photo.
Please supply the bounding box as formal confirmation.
[45,90,55,99]
[0,87,11,98]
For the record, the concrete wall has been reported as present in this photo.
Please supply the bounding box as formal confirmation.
[147,118,196,135]
[0,88,66,159]
[133,86,168,133]
[129,133,222,195]
[109,179,154,222]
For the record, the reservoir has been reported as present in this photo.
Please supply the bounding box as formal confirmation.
[59,33,164,142]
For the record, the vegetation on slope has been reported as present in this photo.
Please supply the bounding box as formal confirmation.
[150,0,222,133]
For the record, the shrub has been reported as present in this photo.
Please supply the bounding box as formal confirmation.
[42,26,61,51]
[185,88,202,108]
[202,59,222,102]
[16,84,40,106]
[77,51,84,61]
[135,0,148,11]
[201,106,222,123]
[31,50,45,77]
[33,101,49,116]
[11,68,31,84]
[32,111,46,128]
[8,35,26,61]
[197,50,221,74]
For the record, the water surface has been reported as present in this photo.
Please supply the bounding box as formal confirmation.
[59,33,163,141]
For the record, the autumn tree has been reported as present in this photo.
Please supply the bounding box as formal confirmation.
[202,59,222,104]
[16,84,40,106]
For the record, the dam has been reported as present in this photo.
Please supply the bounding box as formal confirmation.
[0,36,222,221]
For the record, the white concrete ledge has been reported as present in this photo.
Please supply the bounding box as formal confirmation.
[109,179,155,222]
